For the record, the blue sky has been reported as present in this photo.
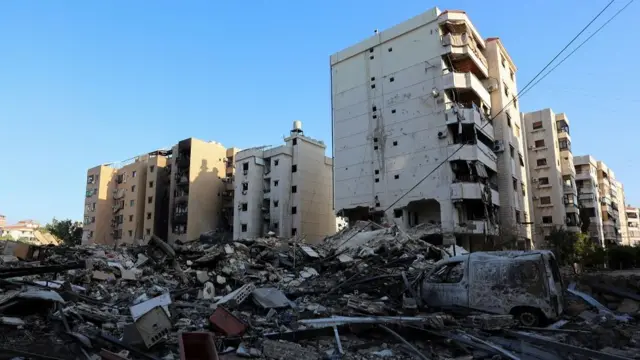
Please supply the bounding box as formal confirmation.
[0,0,637,224]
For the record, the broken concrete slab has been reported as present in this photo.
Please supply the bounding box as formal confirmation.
[252,288,291,309]
[130,293,172,320]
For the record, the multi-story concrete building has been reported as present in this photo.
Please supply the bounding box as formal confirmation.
[522,109,580,246]
[625,206,640,245]
[596,161,624,245]
[167,138,236,243]
[573,155,604,243]
[330,7,532,250]
[233,121,335,243]
[612,179,628,244]
[573,156,629,246]
[83,150,171,245]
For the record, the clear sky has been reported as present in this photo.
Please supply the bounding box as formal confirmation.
[0,0,637,224]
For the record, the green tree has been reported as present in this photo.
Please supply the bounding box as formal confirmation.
[45,218,83,246]
[544,226,576,265]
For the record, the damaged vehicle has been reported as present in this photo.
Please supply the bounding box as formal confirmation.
[420,250,564,326]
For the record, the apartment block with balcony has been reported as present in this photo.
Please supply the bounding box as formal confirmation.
[522,109,580,246]
[167,138,231,243]
[220,148,240,233]
[330,8,531,250]
[595,161,626,245]
[484,37,533,248]
[625,206,640,245]
[84,165,116,244]
[83,150,171,245]
[573,155,604,244]
[612,178,629,245]
[233,122,335,243]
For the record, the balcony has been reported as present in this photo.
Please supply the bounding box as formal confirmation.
[173,212,188,225]
[441,33,489,79]
[454,220,498,236]
[563,184,575,194]
[443,72,491,106]
[445,105,493,138]
[176,156,190,169]
[449,144,497,172]
[564,202,579,213]
[450,182,500,205]
[575,171,592,181]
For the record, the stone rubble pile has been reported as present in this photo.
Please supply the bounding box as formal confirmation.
[0,222,638,360]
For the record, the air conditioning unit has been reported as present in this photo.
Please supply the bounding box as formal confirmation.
[528,145,534,150]
[531,178,539,183]
[493,140,505,153]
[243,170,248,175]
[437,131,447,139]
[242,190,247,195]
[533,196,540,200]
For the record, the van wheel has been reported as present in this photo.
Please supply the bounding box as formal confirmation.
[511,307,542,327]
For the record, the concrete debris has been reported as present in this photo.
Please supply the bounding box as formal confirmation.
[0,227,638,360]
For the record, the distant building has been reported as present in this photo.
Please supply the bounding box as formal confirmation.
[0,214,5,228]
[83,150,172,245]
[233,121,335,243]
[522,109,580,247]
[0,219,40,241]
[625,206,640,246]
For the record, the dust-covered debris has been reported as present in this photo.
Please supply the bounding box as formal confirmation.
[0,223,638,359]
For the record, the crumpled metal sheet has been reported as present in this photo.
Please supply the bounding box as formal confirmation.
[252,287,291,309]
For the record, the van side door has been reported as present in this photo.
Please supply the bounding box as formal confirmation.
[421,261,469,309]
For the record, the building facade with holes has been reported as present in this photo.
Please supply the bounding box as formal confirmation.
[232,122,335,243]
[522,109,580,247]
[330,7,532,250]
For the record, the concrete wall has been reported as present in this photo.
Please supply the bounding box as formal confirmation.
[484,39,532,246]
[83,165,115,244]
[186,139,228,242]
[332,8,454,214]
[233,152,268,239]
[289,136,335,243]
[143,155,169,242]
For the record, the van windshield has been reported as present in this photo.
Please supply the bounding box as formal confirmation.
[548,254,561,282]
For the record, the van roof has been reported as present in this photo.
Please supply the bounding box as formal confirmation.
[445,250,554,263]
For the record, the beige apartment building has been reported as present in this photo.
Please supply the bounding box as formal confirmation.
[625,206,640,245]
[83,150,171,245]
[573,155,604,244]
[522,109,580,246]
[167,138,238,244]
[330,7,532,250]
[573,156,628,246]
[233,121,335,243]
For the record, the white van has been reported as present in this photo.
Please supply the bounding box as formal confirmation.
[420,250,564,326]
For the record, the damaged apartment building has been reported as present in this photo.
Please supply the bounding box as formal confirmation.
[83,138,238,245]
[330,7,532,250]
[522,109,580,246]
[167,138,238,243]
[233,121,335,243]
[83,150,171,245]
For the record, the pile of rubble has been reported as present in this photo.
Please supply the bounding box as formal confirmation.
[0,222,638,360]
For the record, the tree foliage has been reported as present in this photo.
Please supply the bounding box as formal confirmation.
[45,218,83,246]
[544,227,639,270]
